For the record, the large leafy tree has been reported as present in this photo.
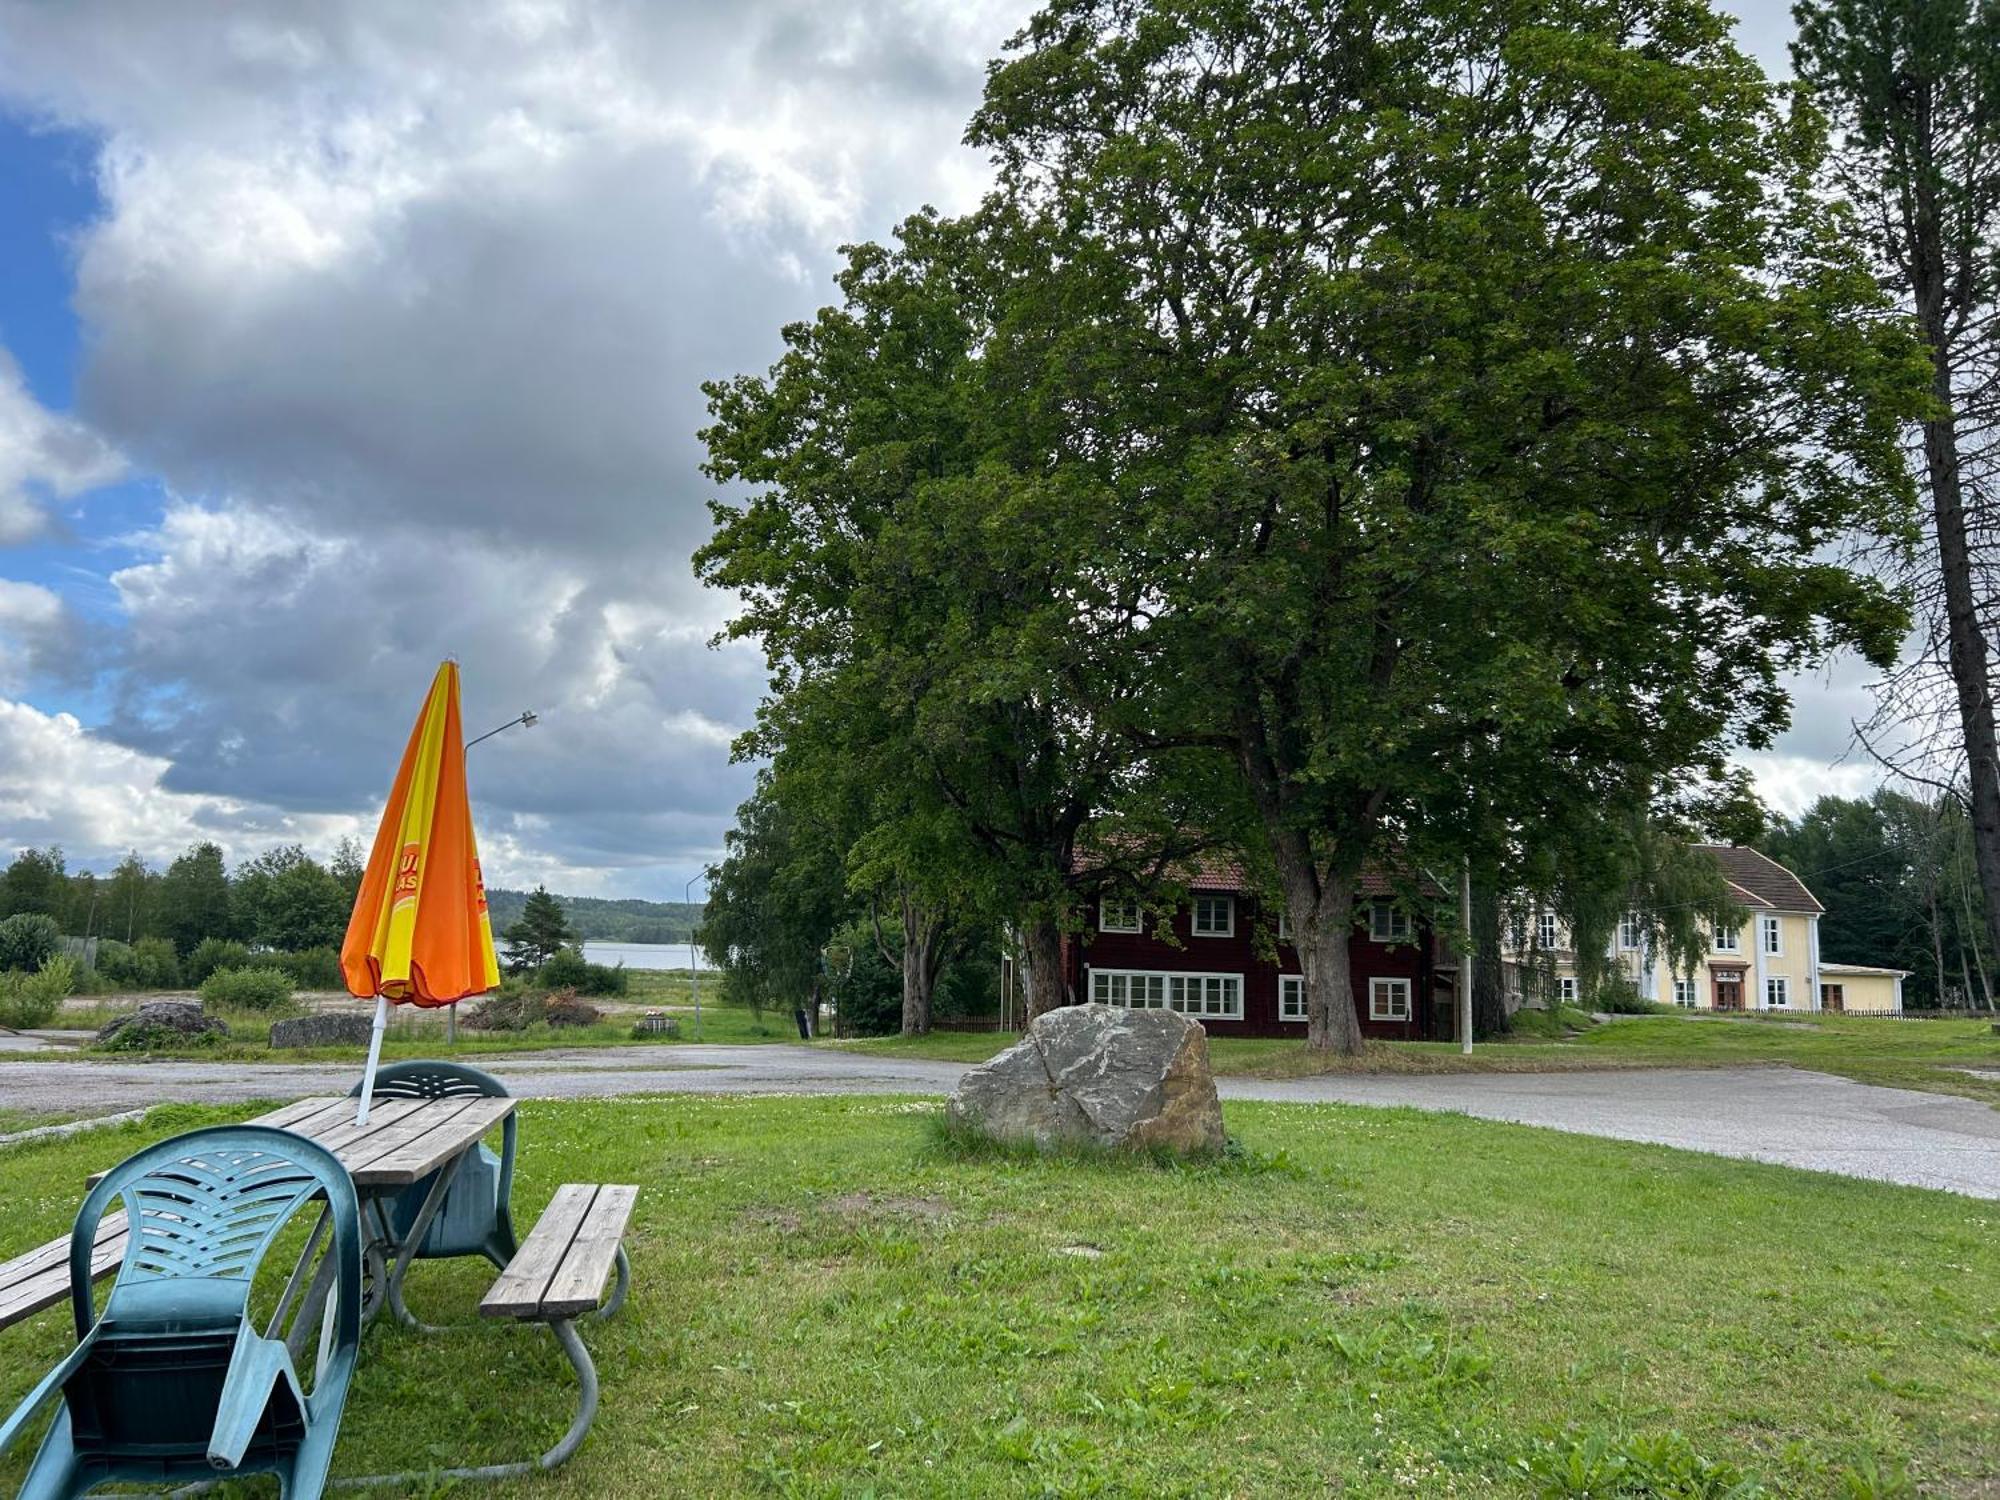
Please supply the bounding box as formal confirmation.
[967,0,1922,1052]
[1792,0,2000,974]
[158,841,232,955]
[0,846,66,920]
[699,214,1218,1016]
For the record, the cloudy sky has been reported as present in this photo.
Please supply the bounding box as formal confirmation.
[0,0,1880,900]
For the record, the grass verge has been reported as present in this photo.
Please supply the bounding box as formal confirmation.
[2,1094,1996,1495]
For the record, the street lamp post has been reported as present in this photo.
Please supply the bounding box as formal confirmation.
[684,875,702,1038]
[457,709,537,1044]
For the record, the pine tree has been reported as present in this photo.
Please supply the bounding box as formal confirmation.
[501,885,573,972]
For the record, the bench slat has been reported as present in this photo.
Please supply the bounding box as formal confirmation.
[540,1185,637,1318]
[0,1212,130,1331]
[481,1184,635,1320]
[353,1097,514,1186]
[481,1184,596,1319]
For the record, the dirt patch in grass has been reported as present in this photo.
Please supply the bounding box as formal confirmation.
[827,1189,950,1222]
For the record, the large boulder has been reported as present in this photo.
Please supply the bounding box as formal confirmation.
[946,1004,1226,1154]
[95,1000,229,1049]
[269,1012,375,1049]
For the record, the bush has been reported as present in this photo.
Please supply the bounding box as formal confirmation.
[1592,980,1667,1015]
[0,954,75,1029]
[97,936,183,990]
[270,946,343,990]
[185,937,251,986]
[98,1017,228,1054]
[198,966,294,1011]
[0,912,61,973]
[535,947,628,997]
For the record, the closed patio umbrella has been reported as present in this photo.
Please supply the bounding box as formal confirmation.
[342,661,501,1123]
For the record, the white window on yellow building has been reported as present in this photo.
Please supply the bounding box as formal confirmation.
[1557,977,1578,1004]
[1759,915,1782,956]
[1713,920,1740,954]
[1619,912,1643,950]
[1537,912,1557,949]
[1672,978,1698,1008]
[1765,977,1789,1009]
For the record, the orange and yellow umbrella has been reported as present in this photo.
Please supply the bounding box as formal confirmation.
[344,661,500,1120]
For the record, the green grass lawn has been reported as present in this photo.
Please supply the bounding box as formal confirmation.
[2,1095,1996,1496]
[839,1012,2000,1106]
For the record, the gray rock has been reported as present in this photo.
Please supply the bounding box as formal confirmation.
[269,1012,376,1049]
[95,1001,229,1047]
[945,1004,1226,1154]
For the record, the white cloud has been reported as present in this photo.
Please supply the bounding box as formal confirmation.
[0,0,1027,892]
[0,348,125,542]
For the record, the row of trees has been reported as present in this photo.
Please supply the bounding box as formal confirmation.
[698,0,1932,1051]
[0,841,365,958]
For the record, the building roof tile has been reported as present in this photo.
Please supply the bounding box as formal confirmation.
[1696,845,1824,915]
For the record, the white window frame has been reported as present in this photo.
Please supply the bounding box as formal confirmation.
[1191,894,1234,938]
[1759,915,1782,957]
[1765,976,1789,1009]
[1368,976,1412,1022]
[1557,976,1578,1005]
[1619,912,1643,951]
[1089,967,1243,1021]
[1536,912,1558,950]
[1712,921,1741,954]
[1276,909,1291,941]
[1098,895,1142,934]
[1278,974,1306,1022]
[1672,978,1698,1009]
[1369,902,1411,943]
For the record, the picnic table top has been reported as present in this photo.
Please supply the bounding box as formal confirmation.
[85,1092,514,1191]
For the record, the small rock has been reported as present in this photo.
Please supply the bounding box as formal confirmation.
[95,1001,229,1048]
[269,1012,376,1049]
[945,1004,1226,1155]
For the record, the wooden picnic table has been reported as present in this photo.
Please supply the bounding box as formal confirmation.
[4,1092,512,1335]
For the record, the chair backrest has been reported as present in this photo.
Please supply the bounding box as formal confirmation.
[349,1060,510,1100]
[71,1125,361,1344]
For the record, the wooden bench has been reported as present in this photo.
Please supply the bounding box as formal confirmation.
[0,1213,130,1334]
[472,1184,637,1474]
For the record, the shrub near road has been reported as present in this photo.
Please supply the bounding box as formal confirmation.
[1,1095,1994,1495]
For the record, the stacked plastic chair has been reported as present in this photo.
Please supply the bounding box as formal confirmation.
[0,1125,362,1499]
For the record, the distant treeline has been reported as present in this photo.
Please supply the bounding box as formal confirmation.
[485,888,701,945]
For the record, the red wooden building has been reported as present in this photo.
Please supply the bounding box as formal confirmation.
[1058,856,1457,1041]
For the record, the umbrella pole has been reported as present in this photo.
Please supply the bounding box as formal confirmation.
[357,994,389,1125]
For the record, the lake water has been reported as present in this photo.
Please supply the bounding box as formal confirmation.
[583,940,711,972]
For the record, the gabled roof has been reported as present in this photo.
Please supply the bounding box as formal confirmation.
[1695,845,1823,915]
[1074,844,1441,899]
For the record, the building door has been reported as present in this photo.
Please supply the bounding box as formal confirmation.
[1714,973,1744,1011]
[1821,983,1844,1012]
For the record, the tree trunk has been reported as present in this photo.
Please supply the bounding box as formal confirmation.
[1291,866,1364,1056]
[1021,916,1068,1019]
[1910,138,2000,987]
[900,894,941,1036]
[1471,880,1510,1039]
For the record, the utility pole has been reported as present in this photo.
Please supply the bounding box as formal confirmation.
[459,709,537,1044]
[1459,860,1474,1055]
[685,874,702,1039]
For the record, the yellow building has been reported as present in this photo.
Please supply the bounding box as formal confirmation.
[1528,846,1907,1014]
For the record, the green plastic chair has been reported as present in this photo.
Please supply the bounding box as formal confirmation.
[0,1124,362,1499]
[348,1059,518,1271]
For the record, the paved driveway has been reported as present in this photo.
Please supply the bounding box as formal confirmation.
[4,1045,1998,1199]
